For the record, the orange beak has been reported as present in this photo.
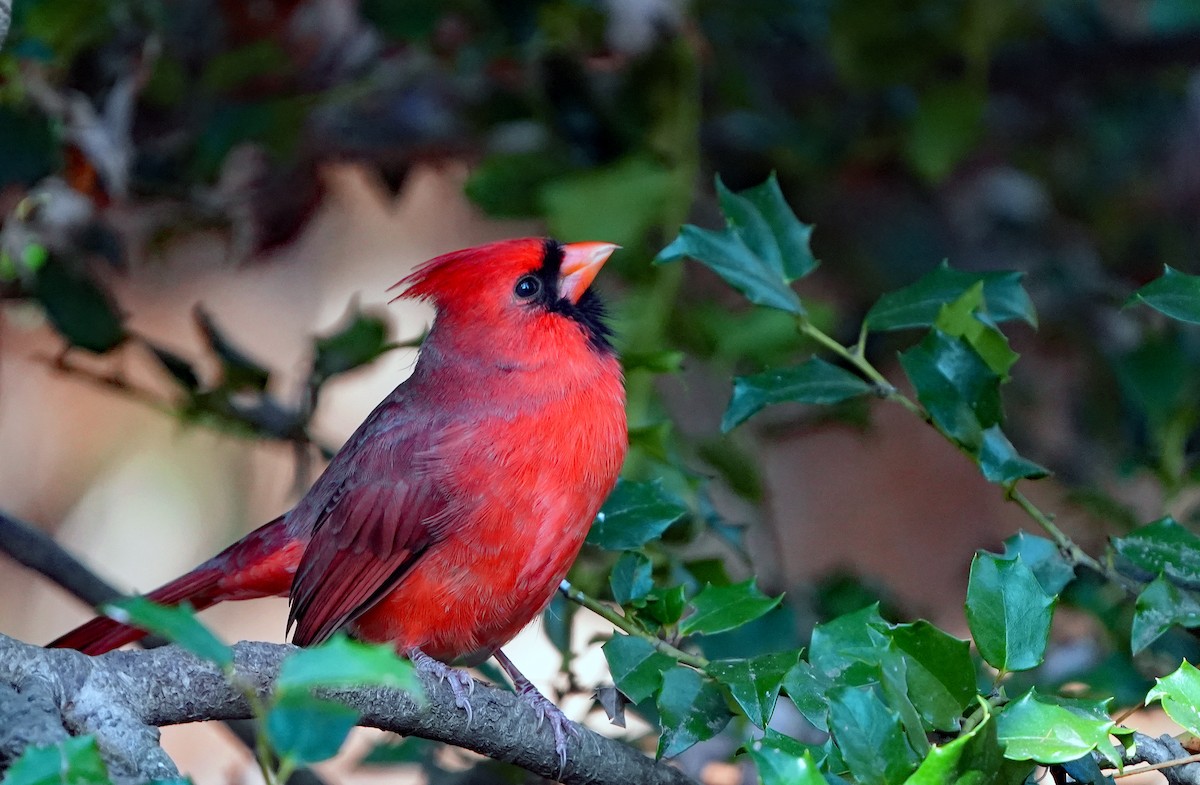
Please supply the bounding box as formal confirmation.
[559,242,619,304]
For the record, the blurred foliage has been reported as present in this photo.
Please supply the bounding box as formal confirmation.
[7,0,1200,783]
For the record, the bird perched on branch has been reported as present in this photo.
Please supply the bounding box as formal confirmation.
[50,237,628,764]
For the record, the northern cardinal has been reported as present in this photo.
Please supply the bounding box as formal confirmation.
[50,237,627,763]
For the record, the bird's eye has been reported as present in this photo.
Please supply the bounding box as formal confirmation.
[514,275,542,300]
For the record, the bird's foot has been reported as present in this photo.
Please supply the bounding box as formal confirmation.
[408,647,475,725]
[494,649,577,776]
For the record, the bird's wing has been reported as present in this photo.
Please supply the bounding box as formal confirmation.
[287,473,451,646]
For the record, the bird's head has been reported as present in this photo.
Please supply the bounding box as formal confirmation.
[392,238,620,366]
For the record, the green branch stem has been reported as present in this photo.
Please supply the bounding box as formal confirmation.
[559,581,710,670]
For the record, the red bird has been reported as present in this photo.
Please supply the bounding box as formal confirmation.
[50,237,628,761]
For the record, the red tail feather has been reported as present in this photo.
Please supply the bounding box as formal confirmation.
[48,516,300,655]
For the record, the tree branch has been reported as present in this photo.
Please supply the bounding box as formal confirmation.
[0,634,696,785]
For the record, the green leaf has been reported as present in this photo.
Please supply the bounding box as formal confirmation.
[1131,575,1200,653]
[146,342,200,392]
[2,736,110,785]
[1111,517,1200,587]
[361,736,437,765]
[1127,266,1200,324]
[828,684,921,785]
[276,635,421,695]
[1001,532,1076,595]
[996,690,1124,766]
[103,597,232,669]
[865,263,1036,333]
[964,553,1055,672]
[33,257,126,354]
[657,174,817,314]
[708,650,800,728]
[610,551,654,605]
[933,283,1019,377]
[748,738,828,785]
[902,703,1033,785]
[587,479,687,550]
[679,578,783,636]
[1146,660,1200,735]
[783,660,834,731]
[656,666,735,758]
[642,585,689,626]
[808,604,892,679]
[722,357,873,431]
[977,426,1050,484]
[312,304,393,380]
[885,622,975,731]
[877,648,931,756]
[266,691,359,765]
[899,329,1002,451]
[602,634,675,703]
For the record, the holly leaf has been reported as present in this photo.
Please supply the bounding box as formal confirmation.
[312,302,394,381]
[747,736,828,785]
[1146,660,1200,736]
[1127,266,1200,324]
[657,173,817,314]
[996,691,1126,767]
[1131,575,1200,654]
[103,597,232,669]
[679,578,783,636]
[978,425,1050,484]
[655,666,734,758]
[902,703,1033,785]
[1111,517,1200,588]
[266,691,359,765]
[723,357,873,431]
[602,634,675,703]
[965,553,1054,672]
[885,621,975,731]
[609,551,654,605]
[1001,532,1076,596]
[276,635,421,695]
[865,262,1036,332]
[587,480,687,550]
[708,650,800,728]
[827,684,921,785]
[900,329,1002,451]
[2,737,110,785]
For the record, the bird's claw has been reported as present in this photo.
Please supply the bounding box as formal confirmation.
[515,681,578,776]
[409,648,475,725]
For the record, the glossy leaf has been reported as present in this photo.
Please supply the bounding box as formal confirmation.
[828,684,920,785]
[885,621,975,731]
[723,357,873,431]
[602,634,675,703]
[1146,660,1200,735]
[933,283,1018,376]
[783,660,834,731]
[708,650,800,728]
[1127,266,1200,324]
[2,736,110,785]
[748,737,828,785]
[899,329,1002,451]
[964,553,1054,672]
[679,578,783,636]
[266,691,359,765]
[610,551,654,605]
[587,479,687,550]
[1111,517,1200,587]
[655,666,735,758]
[977,425,1050,484]
[103,597,232,669]
[865,263,1036,332]
[642,585,689,626]
[996,690,1124,766]
[1131,575,1200,653]
[902,704,1032,785]
[1000,532,1076,595]
[657,174,817,314]
[276,635,421,695]
[808,604,891,679]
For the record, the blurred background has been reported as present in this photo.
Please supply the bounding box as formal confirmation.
[2,0,1200,782]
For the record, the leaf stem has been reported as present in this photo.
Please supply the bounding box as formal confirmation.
[796,319,923,419]
[559,580,710,670]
